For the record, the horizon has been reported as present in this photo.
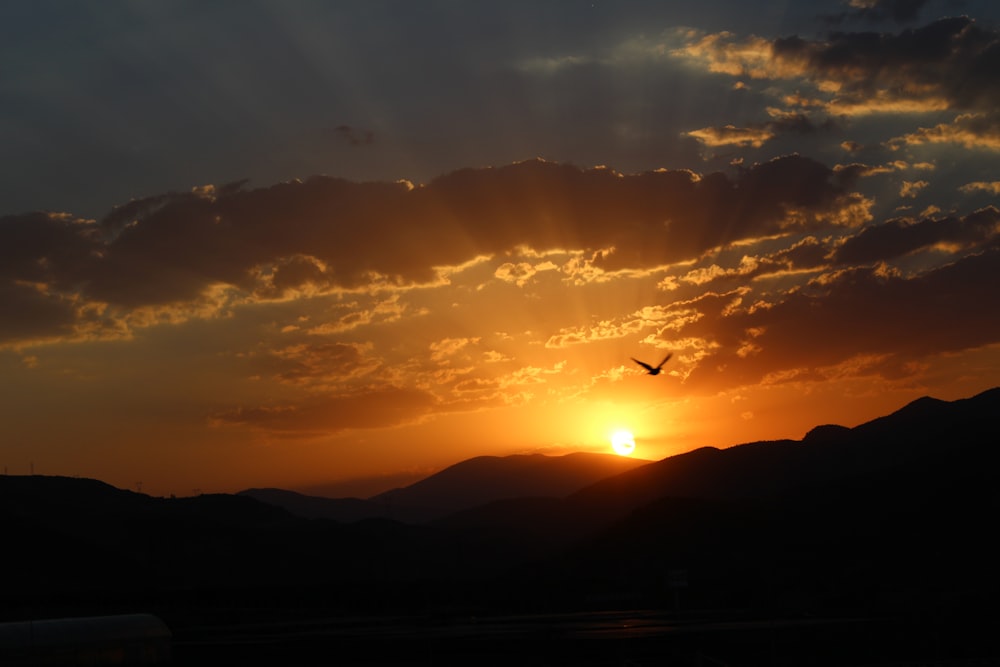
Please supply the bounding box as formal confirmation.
[5,385,994,500]
[5,372,996,663]
[2,1,999,498]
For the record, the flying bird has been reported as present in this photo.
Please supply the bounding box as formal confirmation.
[631,353,672,376]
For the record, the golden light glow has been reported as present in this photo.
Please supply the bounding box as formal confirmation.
[610,429,636,456]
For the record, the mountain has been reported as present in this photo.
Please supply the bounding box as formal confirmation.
[237,487,436,523]
[522,424,999,615]
[3,387,998,630]
[294,469,429,500]
[240,452,649,524]
[431,387,1000,589]
[0,474,450,624]
[369,451,649,518]
[568,386,1000,516]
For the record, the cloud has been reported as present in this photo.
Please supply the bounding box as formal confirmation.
[678,247,1000,390]
[421,360,570,412]
[769,236,835,271]
[251,255,337,299]
[670,237,837,291]
[0,212,99,286]
[260,341,379,388]
[429,337,480,362]
[899,180,929,198]
[673,31,787,79]
[211,386,436,434]
[686,112,836,149]
[680,256,763,285]
[832,206,1000,264]
[825,0,931,25]
[961,181,1000,195]
[2,157,865,346]
[545,310,656,349]
[686,125,775,148]
[777,17,1000,114]
[0,282,81,344]
[677,17,1000,118]
[833,159,932,180]
[0,212,106,345]
[494,260,557,287]
[305,295,415,336]
[888,112,1000,151]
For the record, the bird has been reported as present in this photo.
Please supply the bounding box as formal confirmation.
[631,353,672,375]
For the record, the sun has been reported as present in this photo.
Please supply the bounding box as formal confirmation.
[610,429,636,456]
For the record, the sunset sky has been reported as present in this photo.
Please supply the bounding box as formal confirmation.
[2,0,999,498]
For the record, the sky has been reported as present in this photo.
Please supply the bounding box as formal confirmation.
[2,0,999,498]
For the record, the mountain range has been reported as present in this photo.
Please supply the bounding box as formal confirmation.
[239,451,649,523]
[2,387,998,643]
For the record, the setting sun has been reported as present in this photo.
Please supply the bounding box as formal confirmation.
[1,1,997,505]
[610,429,636,456]
[2,2,997,659]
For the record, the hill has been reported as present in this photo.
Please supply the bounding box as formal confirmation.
[2,387,997,634]
[370,451,650,517]
[237,487,436,523]
[241,451,649,523]
[429,387,1000,595]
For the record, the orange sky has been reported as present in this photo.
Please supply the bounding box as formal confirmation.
[2,2,999,497]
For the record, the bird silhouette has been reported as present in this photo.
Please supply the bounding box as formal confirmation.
[631,353,672,375]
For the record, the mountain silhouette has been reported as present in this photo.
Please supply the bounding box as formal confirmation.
[3,387,998,656]
[567,386,999,516]
[240,452,647,523]
[416,387,1000,594]
[368,451,649,519]
[237,487,437,523]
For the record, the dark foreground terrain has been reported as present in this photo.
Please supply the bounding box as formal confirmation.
[168,609,999,666]
[2,388,999,664]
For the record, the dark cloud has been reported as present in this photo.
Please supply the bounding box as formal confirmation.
[410,156,858,273]
[0,212,99,285]
[889,111,1000,150]
[825,0,930,24]
[680,247,1000,388]
[101,192,189,238]
[263,342,376,387]
[832,206,1000,264]
[211,386,436,434]
[0,212,102,344]
[769,112,838,135]
[687,113,838,149]
[0,282,79,344]
[5,156,995,364]
[776,236,835,269]
[738,235,837,280]
[774,16,1000,112]
[670,235,840,292]
[270,256,329,292]
[2,157,861,323]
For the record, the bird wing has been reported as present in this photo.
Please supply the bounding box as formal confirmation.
[657,353,673,369]
[631,358,655,372]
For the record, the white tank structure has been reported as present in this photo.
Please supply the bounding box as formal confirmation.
[0,614,171,666]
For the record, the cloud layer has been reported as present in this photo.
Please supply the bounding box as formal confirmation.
[4,155,997,441]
